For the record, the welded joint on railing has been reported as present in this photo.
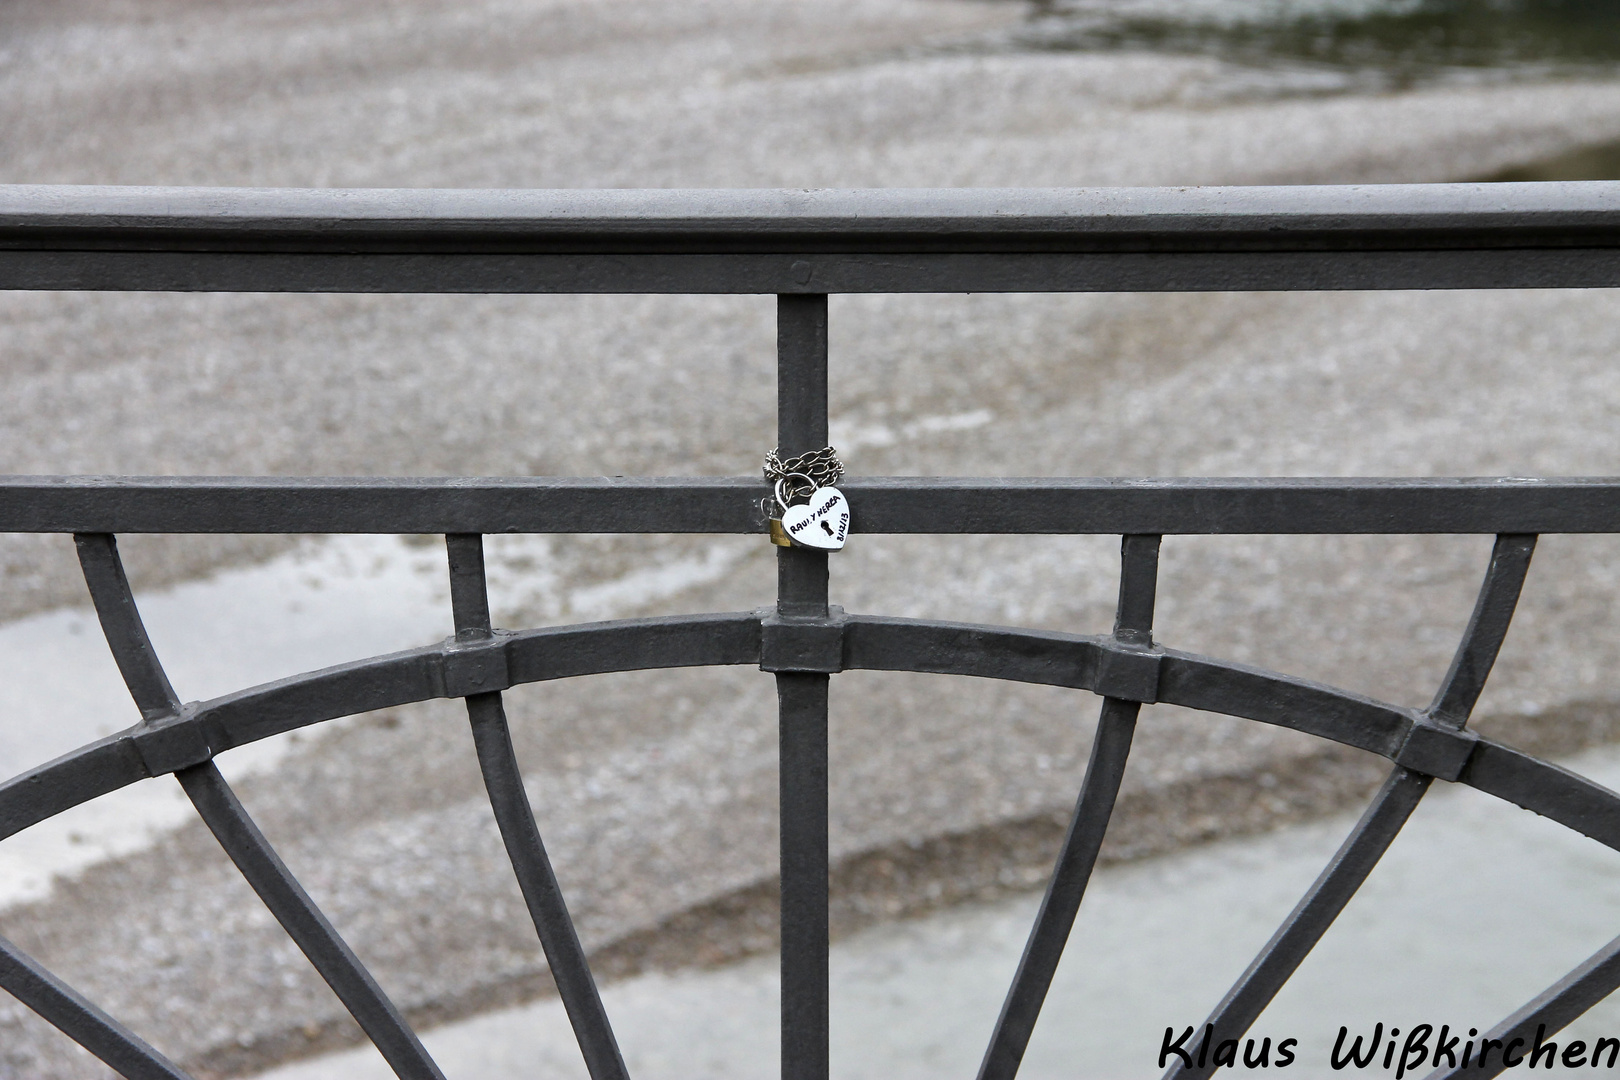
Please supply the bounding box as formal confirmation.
[128,704,214,776]
[438,631,515,698]
[1093,641,1163,704]
[759,606,846,673]
[1392,719,1480,782]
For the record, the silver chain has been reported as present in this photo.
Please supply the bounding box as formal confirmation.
[762,446,843,513]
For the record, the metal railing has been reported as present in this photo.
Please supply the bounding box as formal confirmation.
[2,183,1620,1080]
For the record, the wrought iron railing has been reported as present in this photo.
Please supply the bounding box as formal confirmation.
[2,184,1620,1080]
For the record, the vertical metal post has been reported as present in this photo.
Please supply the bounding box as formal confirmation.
[776,293,830,1080]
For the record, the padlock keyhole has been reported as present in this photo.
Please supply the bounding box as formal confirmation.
[821,520,834,536]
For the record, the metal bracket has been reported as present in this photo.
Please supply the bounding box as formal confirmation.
[129,705,214,776]
[760,606,847,673]
[440,632,514,698]
[1093,642,1163,704]
[1393,719,1480,781]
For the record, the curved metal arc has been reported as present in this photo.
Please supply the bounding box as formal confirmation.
[840,615,1414,758]
[1,595,1618,1073]
[0,612,766,846]
[205,610,765,749]
[1463,739,1620,853]
[5,608,1614,861]
[0,932,194,1080]
[0,610,1542,853]
[0,732,150,845]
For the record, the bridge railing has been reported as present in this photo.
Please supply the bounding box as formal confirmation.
[2,183,1619,1080]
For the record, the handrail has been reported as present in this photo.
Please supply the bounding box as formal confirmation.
[3,183,1620,248]
[3,183,1619,292]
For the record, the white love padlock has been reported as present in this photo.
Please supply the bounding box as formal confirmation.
[781,485,849,551]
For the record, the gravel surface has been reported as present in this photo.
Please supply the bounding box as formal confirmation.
[5,1,1620,1076]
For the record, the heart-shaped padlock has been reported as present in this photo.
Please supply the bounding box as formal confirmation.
[764,450,851,551]
[781,484,849,551]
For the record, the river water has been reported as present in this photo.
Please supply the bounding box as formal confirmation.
[1016,0,1620,81]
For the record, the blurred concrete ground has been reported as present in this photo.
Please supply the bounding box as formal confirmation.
[256,745,1620,1079]
[4,0,1620,1075]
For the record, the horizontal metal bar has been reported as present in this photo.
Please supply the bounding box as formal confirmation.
[9,476,1620,534]
[7,249,1620,294]
[0,476,764,533]
[1,184,1618,292]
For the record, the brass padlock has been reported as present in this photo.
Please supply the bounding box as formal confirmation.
[769,473,815,548]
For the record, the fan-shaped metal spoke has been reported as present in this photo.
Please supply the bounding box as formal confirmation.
[1421,930,1620,1080]
[0,932,193,1080]
[1429,535,1539,727]
[1166,534,1537,1080]
[74,533,182,719]
[175,762,444,1080]
[73,533,445,1080]
[1163,767,1430,1079]
[978,533,1161,1080]
[445,533,629,1080]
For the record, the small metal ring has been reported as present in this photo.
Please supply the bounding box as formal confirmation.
[774,472,817,515]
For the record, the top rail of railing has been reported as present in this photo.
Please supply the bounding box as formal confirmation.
[3,183,1620,293]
